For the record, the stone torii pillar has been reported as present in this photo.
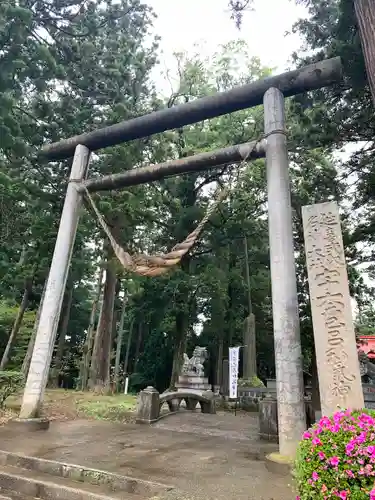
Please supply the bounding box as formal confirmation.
[263,88,306,460]
[17,145,91,427]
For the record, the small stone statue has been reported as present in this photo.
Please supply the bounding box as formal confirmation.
[181,347,208,377]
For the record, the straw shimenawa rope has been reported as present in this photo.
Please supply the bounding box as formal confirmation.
[83,141,260,277]
[84,185,228,276]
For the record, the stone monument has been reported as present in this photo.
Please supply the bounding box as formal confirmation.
[176,346,211,395]
[302,201,364,416]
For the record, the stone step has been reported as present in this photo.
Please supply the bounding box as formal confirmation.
[0,451,172,498]
[0,465,152,500]
[0,489,37,500]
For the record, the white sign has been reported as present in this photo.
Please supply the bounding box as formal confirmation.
[229,347,240,399]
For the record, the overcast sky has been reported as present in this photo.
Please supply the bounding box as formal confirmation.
[148,0,308,95]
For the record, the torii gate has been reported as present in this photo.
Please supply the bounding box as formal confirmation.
[17,57,343,460]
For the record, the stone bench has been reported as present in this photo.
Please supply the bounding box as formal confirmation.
[136,386,216,424]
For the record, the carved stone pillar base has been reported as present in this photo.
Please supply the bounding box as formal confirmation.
[265,452,293,476]
[8,417,50,432]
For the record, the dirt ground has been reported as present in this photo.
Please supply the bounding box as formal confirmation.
[0,410,294,500]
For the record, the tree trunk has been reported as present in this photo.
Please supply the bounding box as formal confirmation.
[215,333,224,387]
[114,288,127,392]
[226,281,235,351]
[50,286,74,388]
[243,237,253,316]
[88,247,117,392]
[243,236,257,380]
[110,279,122,382]
[1,279,33,370]
[123,317,135,376]
[243,313,257,379]
[22,280,47,377]
[133,321,143,372]
[225,249,236,353]
[170,309,189,389]
[354,0,375,106]
[80,264,104,390]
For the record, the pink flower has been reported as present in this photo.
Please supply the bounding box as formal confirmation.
[357,432,367,443]
[329,456,340,466]
[321,484,328,493]
[312,471,319,481]
[312,437,322,446]
[345,442,355,454]
[303,431,311,440]
[334,411,344,422]
[346,470,354,478]
[339,490,348,500]
[320,416,331,427]
[369,489,375,500]
[318,451,326,460]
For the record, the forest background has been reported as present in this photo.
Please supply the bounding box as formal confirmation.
[0,0,374,396]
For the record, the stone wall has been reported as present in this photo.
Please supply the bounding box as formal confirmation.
[237,384,312,412]
[237,387,276,411]
[240,383,375,414]
[363,384,375,409]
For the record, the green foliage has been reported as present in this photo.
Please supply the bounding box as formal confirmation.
[291,0,375,278]
[0,0,158,385]
[76,394,136,421]
[238,376,264,388]
[294,409,375,499]
[355,304,375,336]
[132,327,173,393]
[0,300,35,369]
[0,370,23,408]
[0,0,371,400]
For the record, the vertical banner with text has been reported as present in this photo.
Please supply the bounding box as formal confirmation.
[229,346,240,399]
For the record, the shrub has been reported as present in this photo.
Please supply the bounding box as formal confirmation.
[0,371,24,408]
[238,376,265,388]
[294,409,375,500]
